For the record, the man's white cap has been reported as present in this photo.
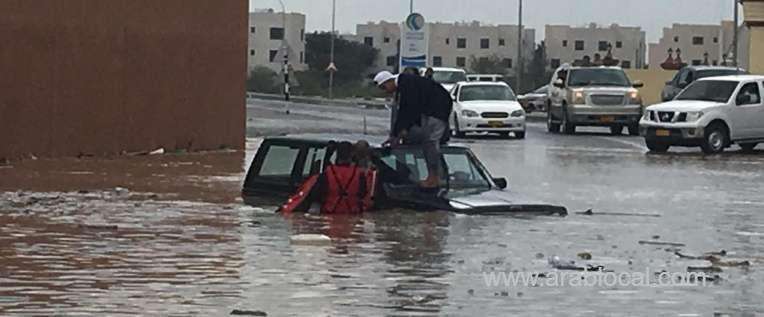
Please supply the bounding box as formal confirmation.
[374,71,396,86]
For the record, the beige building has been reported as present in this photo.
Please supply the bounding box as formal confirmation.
[742,0,764,73]
[545,23,647,70]
[648,21,737,69]
[248,9,307,74]
[352,21,535,75]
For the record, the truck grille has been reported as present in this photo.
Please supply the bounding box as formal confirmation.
[590,95,625,106]
[481,112,509,119]
[658,111,675,122]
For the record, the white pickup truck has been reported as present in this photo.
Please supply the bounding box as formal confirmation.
[640,75,764,154]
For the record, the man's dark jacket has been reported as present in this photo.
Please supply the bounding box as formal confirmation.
[392,74,453,137]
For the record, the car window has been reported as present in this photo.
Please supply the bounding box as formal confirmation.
[259,145,300,177]
[443,153,490,189]
[736,82,761,105]
[568,69,631,87]
[459,85,517,102]
[301,147,326,177]
[676,80,738,103]
[679,70,693,85]
[671,69,685,86]
[432,71,467,84]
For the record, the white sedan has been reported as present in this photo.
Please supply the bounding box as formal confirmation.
[450,82,526,139]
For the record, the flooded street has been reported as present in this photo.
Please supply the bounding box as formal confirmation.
[1,100,763,316]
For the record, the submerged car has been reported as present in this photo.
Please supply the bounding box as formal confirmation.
[242,134,568,216]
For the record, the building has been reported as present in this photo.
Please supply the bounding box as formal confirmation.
[248,9,307,74]
[648,21,736,69]
[352,21,535,76]
[545,23,647,70]
[742,0,764,73]
[0,0,247,160]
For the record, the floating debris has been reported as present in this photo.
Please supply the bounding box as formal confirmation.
[638,240,686,247]
[230,309,267,316]
[576,209,661,217]
[290,234,332,246]
[577,252,593,260]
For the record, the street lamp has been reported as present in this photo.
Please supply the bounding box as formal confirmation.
[733,0,740,67]
[516,0,524,92]
[275,0,290,103]
[410,0,414,13]
[329,0,336,99]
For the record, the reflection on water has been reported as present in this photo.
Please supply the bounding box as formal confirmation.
[1,139,764,316]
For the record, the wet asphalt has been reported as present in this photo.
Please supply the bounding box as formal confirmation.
[0,99,762,316]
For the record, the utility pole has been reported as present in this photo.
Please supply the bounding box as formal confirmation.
[516,0,524,92]
[410,0,414,14]
[277,0,290,103]
[329,0,336,99]
[733,0,739,67]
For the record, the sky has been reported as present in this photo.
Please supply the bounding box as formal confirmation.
[250,0,737,43]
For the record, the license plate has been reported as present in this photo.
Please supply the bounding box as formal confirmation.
[488,121,504,128]
[656,129,671,137]
[600,116,615,123]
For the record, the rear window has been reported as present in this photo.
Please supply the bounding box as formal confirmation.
[259,145,299,176]
[696,69,746,80]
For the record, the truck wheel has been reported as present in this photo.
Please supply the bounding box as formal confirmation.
[700,123,728,155]
[515,131,526,139]
[561,107,576,135]
[740,143,758,152]
[547,108,560,133]
[628,124,640,136]
[646,140,669,153]
[610,125,623,135]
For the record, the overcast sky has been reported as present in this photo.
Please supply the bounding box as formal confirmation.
[250,0,737,43]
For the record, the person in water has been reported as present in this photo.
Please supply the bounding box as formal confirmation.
[317,141,369,214]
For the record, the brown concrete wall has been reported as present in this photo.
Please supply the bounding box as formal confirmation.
[0,0,247,160]
[625,69,677,106]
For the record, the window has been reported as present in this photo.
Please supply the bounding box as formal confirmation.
[562,40,568,47]
[299,51,304,64]
[616,41,623,48]
[386,56,397,67]
[457,38,467,49]
[480,38,490,49]
[250,26,256,34]
[598,41,609,51]
[249,49,255,56]
[503,58,513,69]
[456,57,466,67]
[259,145,300,177]
[713,37,719,43]
[301,147,327,178]
[575,40,585,51]
[446,38,450,45]
[433,56,443,67]
[712,60,718,66]
[269,50,278,62]
[364,36,374,46]
[737,83,761,105]
[384,37,390,43]
[499,38,506,46]
[692,59,702,66]
[550,58,561,69]
[693,36,704,45]
[270,27,284,40]
[674,36,680,43]
[621,60,631,69]
[301,29,305,41]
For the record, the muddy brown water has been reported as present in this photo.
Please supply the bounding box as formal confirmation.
[1,135,763,316]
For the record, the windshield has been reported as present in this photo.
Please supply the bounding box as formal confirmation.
[459,85,517,102]
[432,71,467,84]
[696,69,746,80]
[376,148,492,191]
[568,69,631,87]
[676,80,738,103]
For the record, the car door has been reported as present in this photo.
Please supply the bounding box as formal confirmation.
[730,81,764,140]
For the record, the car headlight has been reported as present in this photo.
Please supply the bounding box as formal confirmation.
[629,90,643,105]
[684,111,704,122]
[642,110,651,121]
[511,110,525,117]
[461,110,479,118]
[572,90,585,104]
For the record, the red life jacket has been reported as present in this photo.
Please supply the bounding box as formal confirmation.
[321,165,371,214]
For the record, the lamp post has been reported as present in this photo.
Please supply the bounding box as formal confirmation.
[329,0,336,99]
[516,0,524,92]
[410,0,414,14]
[276,0,290,103]
[733,0,739,67]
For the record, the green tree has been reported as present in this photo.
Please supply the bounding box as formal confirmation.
[469,55,508,75]
[247,66,280,94]
[524,41,553,92]
[303,32,379,87]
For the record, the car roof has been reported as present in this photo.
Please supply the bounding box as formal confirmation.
[698,75,764,82]
[564,66,624,71]
[457,81,510,87]
[468,74,503,77]
[265,134,469,150]
[428,67,466,72]
[687,65,745,71]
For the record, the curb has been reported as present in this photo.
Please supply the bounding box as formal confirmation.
[247,92,388,110]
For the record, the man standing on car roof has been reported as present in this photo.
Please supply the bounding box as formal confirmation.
[374,70,453,189]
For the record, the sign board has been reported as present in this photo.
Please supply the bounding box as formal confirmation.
[399,13,429,71]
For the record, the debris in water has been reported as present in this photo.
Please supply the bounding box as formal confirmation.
[290,234,332,246]
[230,309,267,316]
[467,289,474,295]
[577,252,592,260]
[149,148,165,155]
[638,240,685,247]
[652,235,660,240]
[548,256,606,271]
[535,252,545,259]
[687,266,723,273]
[576,210,661,217]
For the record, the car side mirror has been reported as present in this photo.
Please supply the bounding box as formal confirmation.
[553,79,565,88]
[632,80,644,88]
[493,177,508,190]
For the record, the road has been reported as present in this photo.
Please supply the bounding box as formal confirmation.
[1,99,762,316]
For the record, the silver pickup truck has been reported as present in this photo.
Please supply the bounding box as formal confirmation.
[546,66,644,135]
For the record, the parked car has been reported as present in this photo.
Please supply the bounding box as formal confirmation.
[661,66,747,102]
[518,85,549,113]
[640,75,764,154]
[547,66,644,135]
[467,74,505,82]
[422,67,468,92]
[450,82,526,139]
[242,134,568,215]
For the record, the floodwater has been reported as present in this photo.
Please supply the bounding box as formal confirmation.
[1,101,763,316]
